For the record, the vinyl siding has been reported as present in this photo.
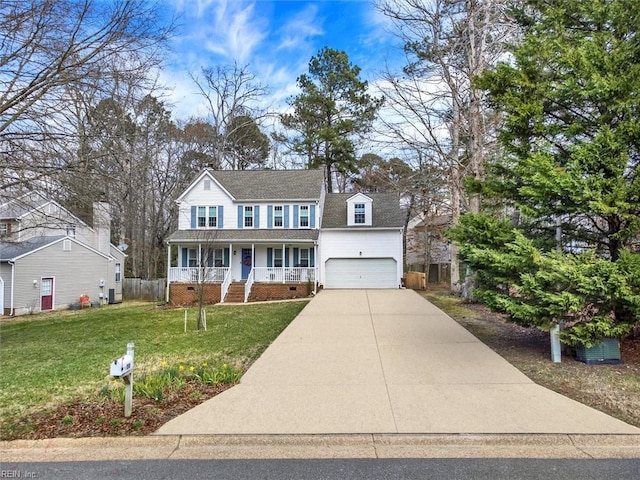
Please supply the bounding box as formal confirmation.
[178,176,236,230]
[0,263,11,314]
[318,229,403,288]
[12,241,111,315]
[15,206,94,245]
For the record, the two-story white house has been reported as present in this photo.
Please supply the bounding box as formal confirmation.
[165,169,404,304]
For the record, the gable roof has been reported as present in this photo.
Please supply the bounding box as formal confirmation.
[179,169,325,202]
[347,192,373,203]
[0,192,49,220]
[322,193,405,229]
[0,192,91,230]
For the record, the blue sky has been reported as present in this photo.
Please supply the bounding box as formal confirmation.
[158,0,401,120]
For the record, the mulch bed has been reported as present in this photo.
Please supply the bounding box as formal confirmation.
[4,381,234,440]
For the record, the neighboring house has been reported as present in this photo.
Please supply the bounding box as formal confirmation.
[165,169,404,304]
[0,193,125,315]
[406,213,452,284]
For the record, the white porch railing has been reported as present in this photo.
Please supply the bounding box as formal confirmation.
[221,267,233,302]
[168,267,229,283]
[252,267,316,283]
[244,268,255,303]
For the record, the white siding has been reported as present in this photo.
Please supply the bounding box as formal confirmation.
[178,176,236,230]
[318,229,403,288]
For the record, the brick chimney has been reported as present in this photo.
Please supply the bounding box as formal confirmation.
[93,202,111,256]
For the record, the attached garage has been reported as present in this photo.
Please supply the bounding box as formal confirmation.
[324,258,398,289]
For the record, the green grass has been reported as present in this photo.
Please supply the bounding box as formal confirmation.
[0,301,308,424]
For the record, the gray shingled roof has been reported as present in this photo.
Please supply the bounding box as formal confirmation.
[209,169,324,200]
[0,236,65,260]
[166,229,318,244]
[0,192,48,220]
[322,193,405,229]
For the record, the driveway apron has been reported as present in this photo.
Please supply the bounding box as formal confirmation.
[156,290,639,435]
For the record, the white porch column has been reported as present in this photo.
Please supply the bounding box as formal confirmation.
[282,243,286,283]
[251,243,255,279]
[166,244,171,302]
[313,243,318,294]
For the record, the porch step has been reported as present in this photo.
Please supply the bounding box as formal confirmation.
[224,282,246,303]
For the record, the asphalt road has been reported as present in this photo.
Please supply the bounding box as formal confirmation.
[4,458,640,480]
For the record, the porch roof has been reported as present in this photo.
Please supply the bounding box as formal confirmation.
[166,229,318,244]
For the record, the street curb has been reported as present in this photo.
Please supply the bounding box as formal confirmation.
[2,434,640,462]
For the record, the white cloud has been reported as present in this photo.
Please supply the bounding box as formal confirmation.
[276,4,324,52]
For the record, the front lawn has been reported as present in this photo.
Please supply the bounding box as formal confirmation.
[0,301,308,438]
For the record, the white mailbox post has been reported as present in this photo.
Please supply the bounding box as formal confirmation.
[110,342,135,417]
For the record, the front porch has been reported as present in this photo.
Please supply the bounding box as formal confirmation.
[166,240,318,304]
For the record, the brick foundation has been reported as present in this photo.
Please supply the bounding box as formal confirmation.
[169,282,314,305]
[249,282,314,302]
[169,283,221,306]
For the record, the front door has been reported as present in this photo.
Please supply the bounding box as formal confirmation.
[41,277,53,311]
[241,248,252,280]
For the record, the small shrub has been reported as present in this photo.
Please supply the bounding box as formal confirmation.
[61,415,73,425]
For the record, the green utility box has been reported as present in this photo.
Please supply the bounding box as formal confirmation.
[575,338,622,365]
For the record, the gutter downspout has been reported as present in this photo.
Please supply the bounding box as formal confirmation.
[8,260,15,316]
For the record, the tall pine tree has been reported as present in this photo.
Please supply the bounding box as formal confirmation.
[280,47,383,192]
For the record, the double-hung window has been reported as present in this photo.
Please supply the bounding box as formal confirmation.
[208,206,217,227]
[214,248,224,267]
[354,203,366,224]
[197,207,207,227]
[299,205,309,227]
[274,205,283,227]
[244,206,253,227]
[274,248,283,268]
[115,263,121,282]
[196,205,219,228]
[299,249,309,267]
[65,224,76,238]
[188,249,198,267]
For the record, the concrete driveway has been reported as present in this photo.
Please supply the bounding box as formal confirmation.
[156,289,639,435]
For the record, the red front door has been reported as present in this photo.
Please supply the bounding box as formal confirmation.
[41,278,53,311]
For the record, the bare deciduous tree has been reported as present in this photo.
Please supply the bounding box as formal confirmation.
[0,0,173,200]
[191,63,269,170]
[376,0,510,293]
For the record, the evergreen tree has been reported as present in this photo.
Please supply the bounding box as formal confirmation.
[281,47,383,192]
[449,0,640,346]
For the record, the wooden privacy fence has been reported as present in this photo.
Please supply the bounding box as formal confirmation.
[123,278,166,302]
[405,271,427,290]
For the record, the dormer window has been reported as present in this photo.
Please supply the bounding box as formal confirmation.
[346,193,373,226]
[66,224,76,238]
[354,204,365,224]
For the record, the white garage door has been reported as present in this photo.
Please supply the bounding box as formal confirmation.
[325,258,398,289]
